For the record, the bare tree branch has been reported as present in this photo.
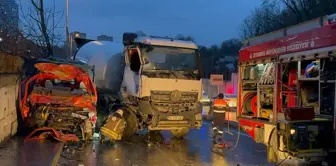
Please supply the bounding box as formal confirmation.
[0,0,64,58]
[240,0,336,39]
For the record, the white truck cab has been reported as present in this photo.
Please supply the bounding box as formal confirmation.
[121,33,203,137]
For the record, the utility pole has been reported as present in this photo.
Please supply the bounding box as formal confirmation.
[66,0,70,58]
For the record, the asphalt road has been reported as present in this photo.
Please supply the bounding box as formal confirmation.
[57,120,273,166]
[0,121,273,166]
[0,137,64,166]
[0,106,274,166]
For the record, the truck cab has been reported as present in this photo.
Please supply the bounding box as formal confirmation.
[121,33,203,137]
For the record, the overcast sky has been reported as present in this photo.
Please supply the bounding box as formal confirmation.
[20,0,261,47]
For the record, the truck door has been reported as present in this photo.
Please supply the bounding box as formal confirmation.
[122,47,142,97]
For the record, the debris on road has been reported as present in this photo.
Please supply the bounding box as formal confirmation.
[25,127,80,142]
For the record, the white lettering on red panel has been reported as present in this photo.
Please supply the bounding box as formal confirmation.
[249,40,315,59]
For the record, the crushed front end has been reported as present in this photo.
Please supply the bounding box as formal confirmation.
[19,62,97,140]
[148,90,202,130]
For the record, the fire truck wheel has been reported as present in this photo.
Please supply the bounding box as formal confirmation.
[122,109,138,140]
[171,127,190,138]
[267,128,279,163]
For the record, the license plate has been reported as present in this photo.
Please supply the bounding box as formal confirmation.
[167,116,184,120]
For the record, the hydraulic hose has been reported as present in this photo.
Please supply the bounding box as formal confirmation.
[227,121,241,151]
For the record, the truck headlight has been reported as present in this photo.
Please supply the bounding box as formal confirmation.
[290,129,296,135]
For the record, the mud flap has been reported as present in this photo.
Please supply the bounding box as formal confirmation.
[100,109,126,141]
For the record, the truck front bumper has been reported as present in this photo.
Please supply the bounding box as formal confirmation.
[148,112,202,130]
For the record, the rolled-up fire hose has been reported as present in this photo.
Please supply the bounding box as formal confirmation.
[251,95,258,116]
[242,93,257,117]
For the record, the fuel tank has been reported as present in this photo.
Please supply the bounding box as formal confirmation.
[76,41,125,93]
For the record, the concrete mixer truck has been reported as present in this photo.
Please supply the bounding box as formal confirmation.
[76,33,203,140]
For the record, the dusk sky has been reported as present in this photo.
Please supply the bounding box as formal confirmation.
[21,0,262,47]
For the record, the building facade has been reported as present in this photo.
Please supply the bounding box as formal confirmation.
[0,0,19,29]
[97,35,113,42]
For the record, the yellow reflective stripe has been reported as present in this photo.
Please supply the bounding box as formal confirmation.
[100,127,119,137]
[213,104,226,107]
[113,120,122,131]
[100,128,121,140]
[100,127,122,140]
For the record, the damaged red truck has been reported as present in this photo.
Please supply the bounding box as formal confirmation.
[19,60,97,141]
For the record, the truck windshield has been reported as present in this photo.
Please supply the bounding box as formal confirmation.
[141,46,198,71]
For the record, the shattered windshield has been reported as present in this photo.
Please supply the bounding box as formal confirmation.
[141,46,198,71]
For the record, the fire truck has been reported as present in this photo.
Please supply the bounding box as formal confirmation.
[238,14,336,164]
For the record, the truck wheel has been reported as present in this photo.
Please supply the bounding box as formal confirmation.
[171,128,190,138]
[122,109,138,140]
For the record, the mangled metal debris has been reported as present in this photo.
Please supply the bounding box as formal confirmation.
[25,127,80,142]
[19,61,98,141]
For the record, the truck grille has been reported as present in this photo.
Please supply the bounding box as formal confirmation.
[150,90,198,103]
[150,90,198,113]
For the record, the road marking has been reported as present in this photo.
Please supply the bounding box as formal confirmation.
[154,142,179,166]
[51,142,65,166]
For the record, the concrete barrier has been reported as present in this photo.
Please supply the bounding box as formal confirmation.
[0,54,24,143]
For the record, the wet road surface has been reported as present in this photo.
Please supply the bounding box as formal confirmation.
[0,137,64,166]
[0,106,275,166]
[57,121,274,166]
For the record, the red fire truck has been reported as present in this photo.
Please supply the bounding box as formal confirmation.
[238,14,336,164]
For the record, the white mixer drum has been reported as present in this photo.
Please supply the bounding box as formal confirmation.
[76,41,125,93]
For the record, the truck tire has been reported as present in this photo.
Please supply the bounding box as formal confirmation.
[171,127,190,138]
[122,109,138,140]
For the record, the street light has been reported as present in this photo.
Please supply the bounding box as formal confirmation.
[70,33,81,58]
[66,0,70,57]
[0,38,3,42]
